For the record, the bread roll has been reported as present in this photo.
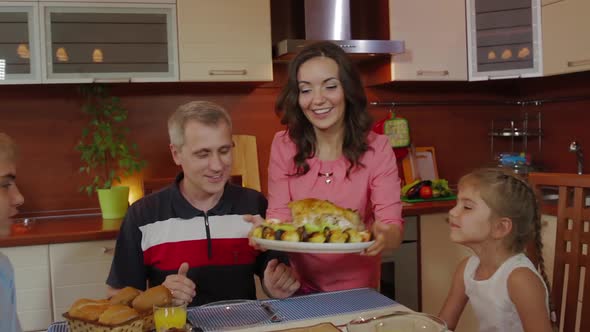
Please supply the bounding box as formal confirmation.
[109,286,141,305]
[68,298,110,321]
[131,285,172,312]
[98,304,140,325]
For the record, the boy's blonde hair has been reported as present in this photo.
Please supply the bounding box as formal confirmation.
[168,101,232,148]
[0,133,17,163]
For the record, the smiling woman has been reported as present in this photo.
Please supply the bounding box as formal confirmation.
[263,41,404,294]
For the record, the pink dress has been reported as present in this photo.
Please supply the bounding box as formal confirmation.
[267,130,404,293]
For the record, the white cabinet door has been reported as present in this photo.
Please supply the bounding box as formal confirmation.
[40,2,178,83]
[420,213,479,332]
[177,0,273,82]
[49,240,116,321]
[542,0,590,76]
[389,0,467,81]
[0,245,52,332]
[0,2,41,84]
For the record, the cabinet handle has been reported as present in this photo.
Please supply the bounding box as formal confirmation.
[102,247,115,255]
[416,70,449,77]
[93,78,131,83]
[208,69,247,76]
[542,0,565,6]
[567,59,590,67]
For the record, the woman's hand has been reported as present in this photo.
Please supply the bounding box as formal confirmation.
[244,214,266,251]
[363,221,403,256]
[162,262,196,305]
[262,259,300,298]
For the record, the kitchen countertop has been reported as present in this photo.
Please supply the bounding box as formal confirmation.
[0,200,456,248]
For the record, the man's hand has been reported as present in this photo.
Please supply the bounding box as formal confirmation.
[363,221,402,256]
[162,262,196,305]
[262,259,300,298]
[244,214,266,251]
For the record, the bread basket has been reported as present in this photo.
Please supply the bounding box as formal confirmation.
[63,312,144,332]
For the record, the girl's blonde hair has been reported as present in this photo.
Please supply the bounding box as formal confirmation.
[459,168,555,322]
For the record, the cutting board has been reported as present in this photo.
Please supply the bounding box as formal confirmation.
[402,146,439,184]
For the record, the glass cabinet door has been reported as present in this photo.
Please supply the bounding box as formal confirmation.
[42,4,178,82]
[0,4,41,84]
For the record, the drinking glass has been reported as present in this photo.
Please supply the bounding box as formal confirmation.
[154,303,188,331]
[347,311,448,332]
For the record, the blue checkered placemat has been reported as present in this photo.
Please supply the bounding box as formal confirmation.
[48,288,398,332]
[189,288,397,331]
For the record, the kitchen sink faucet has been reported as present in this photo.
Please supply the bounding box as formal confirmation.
[569,141,584,175]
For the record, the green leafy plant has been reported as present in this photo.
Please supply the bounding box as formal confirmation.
[76,84,147,195]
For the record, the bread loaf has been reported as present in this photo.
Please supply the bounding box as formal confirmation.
[98,304,140,325]
[68,298,111,321]
[131,285,172,313]
[109,286,141,306]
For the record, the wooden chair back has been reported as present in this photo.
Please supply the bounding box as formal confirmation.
[142,134,261,195]
[528,172,590,332]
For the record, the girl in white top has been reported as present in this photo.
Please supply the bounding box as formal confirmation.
[439,168,555,332]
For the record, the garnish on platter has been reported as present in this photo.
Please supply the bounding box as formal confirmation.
[251,198,372,245]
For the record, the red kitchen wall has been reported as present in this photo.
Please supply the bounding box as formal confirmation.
[1,70,589,212]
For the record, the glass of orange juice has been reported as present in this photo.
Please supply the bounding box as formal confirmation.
[154,303,187,331]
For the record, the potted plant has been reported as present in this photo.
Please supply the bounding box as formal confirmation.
[76,84,147,219]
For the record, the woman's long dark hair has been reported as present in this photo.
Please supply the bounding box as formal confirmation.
[275,41,372,176]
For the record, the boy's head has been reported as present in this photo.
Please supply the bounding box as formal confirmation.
[0,133,24,233]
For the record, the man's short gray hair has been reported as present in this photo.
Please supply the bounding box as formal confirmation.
[0,133,17,163]
[168,101,232,148]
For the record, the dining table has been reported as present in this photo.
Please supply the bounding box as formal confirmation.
[47,288,412,332]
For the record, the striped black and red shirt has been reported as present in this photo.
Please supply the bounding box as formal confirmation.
[106,173,286,306]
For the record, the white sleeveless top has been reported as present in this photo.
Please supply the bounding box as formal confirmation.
[464,253,549,332]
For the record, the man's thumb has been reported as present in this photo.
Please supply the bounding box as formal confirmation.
[265,259,278,274]
[178,262,189,276]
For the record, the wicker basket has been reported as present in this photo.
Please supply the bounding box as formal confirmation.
[63,312,144,332]
[140,312,154,332]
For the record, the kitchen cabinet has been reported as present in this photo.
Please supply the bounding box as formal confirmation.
[49,240,115,321]
[40,2,178,83]
[542,0,590,76]
[0,239,116,330]
[466,0,542,80]
[177,0,273,82]
[0,2,41,84]
[388,0,467,81]
[0,245,52,332]
[382,216,419,311]
[420,213,478,332]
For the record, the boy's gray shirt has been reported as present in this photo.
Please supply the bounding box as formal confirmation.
[0,253,22,332]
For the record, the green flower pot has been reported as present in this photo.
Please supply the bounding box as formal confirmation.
[97,186,130,219]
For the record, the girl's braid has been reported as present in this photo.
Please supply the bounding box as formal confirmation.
[509,174,557,326]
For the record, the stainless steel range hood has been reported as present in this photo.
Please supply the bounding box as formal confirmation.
[274,0,405,59]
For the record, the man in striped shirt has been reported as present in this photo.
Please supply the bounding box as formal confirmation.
[106,101,299,306]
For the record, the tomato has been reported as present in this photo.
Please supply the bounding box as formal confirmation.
[11,223,30,235]
[419,186,433,199]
